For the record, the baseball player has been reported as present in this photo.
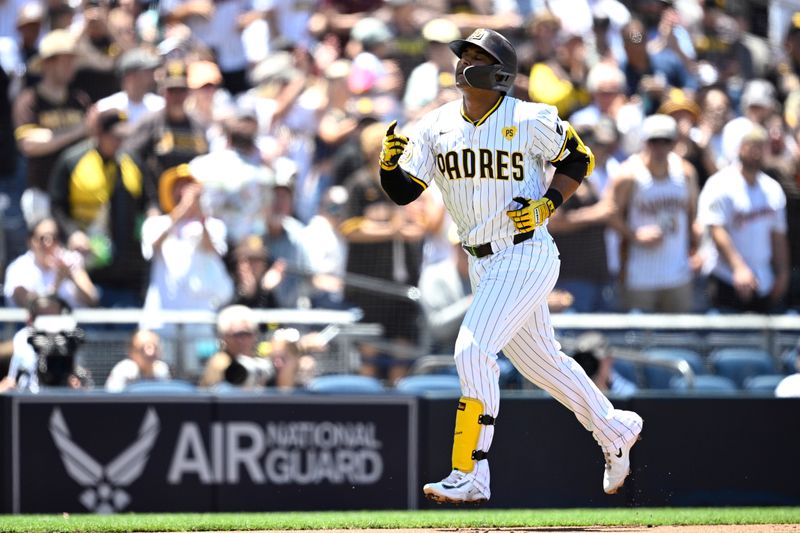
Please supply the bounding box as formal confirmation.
[378,28,643,504]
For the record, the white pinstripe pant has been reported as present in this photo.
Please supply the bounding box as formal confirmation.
[454,236,640,498]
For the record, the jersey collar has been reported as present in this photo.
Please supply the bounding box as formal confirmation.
[460,95,504,127]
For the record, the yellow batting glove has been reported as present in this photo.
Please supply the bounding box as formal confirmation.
[506,196,555,232]
[379,120,408,171]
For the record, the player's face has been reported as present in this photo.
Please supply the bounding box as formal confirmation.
[455,44,496,88]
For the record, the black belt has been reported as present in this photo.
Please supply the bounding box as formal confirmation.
[462,230,534,258]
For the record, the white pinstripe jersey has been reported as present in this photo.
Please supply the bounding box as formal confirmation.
[624,152,692,290]
[398,95,568,246]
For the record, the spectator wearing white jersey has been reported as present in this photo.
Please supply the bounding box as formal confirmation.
[95,47,164,126]
[697,124,790,313]
[608,114,700,313]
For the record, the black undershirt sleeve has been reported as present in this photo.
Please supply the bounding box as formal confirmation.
[379,166,425,205]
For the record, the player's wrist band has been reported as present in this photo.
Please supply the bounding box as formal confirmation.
[543,188,563,210]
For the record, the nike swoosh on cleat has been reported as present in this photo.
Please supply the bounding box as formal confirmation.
[441,481,469,489]
[615,448,623,458]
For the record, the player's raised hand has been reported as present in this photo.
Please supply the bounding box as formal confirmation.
[379,120,408,171]
[506,196,554,232]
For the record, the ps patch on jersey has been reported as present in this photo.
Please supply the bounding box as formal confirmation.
[502,126,517,141]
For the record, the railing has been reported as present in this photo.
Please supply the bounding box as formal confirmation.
[0,308,382,383]
[2,309,798,386]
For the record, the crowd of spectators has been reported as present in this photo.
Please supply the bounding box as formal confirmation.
[1,0,799,387]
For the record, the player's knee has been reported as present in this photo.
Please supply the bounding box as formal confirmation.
[454,326,494,360]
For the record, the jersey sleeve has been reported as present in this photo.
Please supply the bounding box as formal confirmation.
[527,104,568,163]
[12,88,38,140]
[696,179,730,227]
[397,113,437,188]
[770,184,788,234]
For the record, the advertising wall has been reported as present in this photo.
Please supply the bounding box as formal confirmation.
[1,393,799,513]
[419,395,800,508]
[2,394,417,513]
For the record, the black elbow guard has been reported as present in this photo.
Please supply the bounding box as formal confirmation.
[380,166,426,205]
[551,123,596,182]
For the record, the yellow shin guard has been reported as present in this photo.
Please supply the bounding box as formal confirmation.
[451,396,495,472]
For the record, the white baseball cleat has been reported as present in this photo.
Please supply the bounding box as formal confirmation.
[603,413,644,494]
[423,469,489,504]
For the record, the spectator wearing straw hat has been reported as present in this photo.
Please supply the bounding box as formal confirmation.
[140,163,233,331]
[14,29,91,224]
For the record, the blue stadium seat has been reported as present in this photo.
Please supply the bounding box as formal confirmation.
[709,348,776,388]
[395,374,462,394]
[780,348,798,374]
[641,348,706,389]
[612,359,640,386]
[669,375,738,394]
[642,364,682,390]
[124,380,197,394]
[307,375,385,393]
[643,348,706,375]
[742,374,786,393]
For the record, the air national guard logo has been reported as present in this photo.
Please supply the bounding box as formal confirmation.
[503,127,517,141]
[49,407,160,513]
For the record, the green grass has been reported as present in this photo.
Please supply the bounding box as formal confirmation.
[0,508,798,532]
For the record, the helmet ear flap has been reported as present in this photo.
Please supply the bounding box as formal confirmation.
[463,64,514,92]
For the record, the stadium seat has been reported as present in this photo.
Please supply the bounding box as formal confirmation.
[395,374,462,394]
[643,348,706,375]
[780,348,798,374]
[709,348,776,388]
[123,380,197,394]
[742,374,786,393]
[669,375,738,394]
[307,375,385,393]
[612,359,640,386]
[642,364,682,390]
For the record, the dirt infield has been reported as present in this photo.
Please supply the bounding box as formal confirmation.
[177,526,800,533]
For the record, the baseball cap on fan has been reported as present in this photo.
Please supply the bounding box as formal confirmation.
[16,1,44,28]
[157,60,189,89]
[350,17,393,49]
[642,114,677,141]
[422,18,461,44]
[117,47,161,76]
[740,79,776,112]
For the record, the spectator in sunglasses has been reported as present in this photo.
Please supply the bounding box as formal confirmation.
[3,217,98,308]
